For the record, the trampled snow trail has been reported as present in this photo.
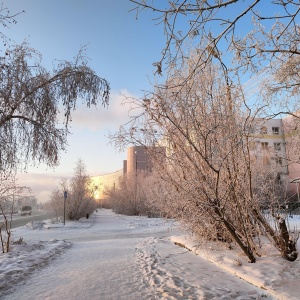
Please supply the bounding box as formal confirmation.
[2,210,272,299]
[135,237,271,299]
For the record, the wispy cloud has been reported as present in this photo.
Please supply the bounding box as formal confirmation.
[17,90,141,203]
[17,172,71,203]
[69,90,141,132]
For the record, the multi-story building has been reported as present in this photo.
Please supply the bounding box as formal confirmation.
[124,146,151,175]
[249,118,288,178]
[90,169,123,201]
[90,146,165,201]
[248,116,300,195]
[91,120,300,202]
[123,145,165,176]
[282,114,300,194]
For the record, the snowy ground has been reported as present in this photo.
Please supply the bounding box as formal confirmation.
[1,209,300,299]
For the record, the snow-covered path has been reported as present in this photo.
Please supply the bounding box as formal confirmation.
[5,237,147,299]
[2,210,271,299]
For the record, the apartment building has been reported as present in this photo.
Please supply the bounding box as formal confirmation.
[90,146,165,201]
[90,169,123,201]
[123,145,165,176]
[282,114,300,194]
[247,116,300,195]
[249,118,288,174]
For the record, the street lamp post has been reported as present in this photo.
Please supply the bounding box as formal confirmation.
[135,151,137,202]
[63,191,67,225]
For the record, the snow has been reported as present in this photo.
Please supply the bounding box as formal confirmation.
[1,209,300,299]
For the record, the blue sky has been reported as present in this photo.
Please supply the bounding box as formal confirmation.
[1,0,166,201]
[2,1,294,202]
[3,0,163,94]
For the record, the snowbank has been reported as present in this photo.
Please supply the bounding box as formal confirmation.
[171,234,300,300]
[0,238,71,297]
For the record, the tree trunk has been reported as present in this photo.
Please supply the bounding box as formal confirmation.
[214,206,256,263]
[253,209,297,261]
[278,218,298,262]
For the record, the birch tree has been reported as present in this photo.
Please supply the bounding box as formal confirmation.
[0,172,30,252]
[0,3,110,173]
[67,159,96,220]
[0,43,110,173]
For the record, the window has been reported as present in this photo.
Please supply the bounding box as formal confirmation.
[261,142,269,150]
[272,127,279,135]
[274,143,281,151]
[260,126,267,134]
[275,157,283,166]
[246,126,255,134]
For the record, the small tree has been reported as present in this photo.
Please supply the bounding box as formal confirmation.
[106,171,154,216]
[67,159,96,220]
[106,175,135,215]
[49,159,97,221]
[49,187,65,222]
[0,172,30,252]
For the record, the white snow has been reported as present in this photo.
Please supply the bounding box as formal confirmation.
[1,209,300,299]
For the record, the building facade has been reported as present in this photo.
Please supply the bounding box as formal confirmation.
[124,146,151,175]
[282,114,300,194]
[90,146,165,202]
[249,116,300,195]
[90,169,123,201]
[250,118,288,174]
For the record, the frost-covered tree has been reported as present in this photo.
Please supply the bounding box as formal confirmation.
[112,52,298,262]
[0,3,24,46]
[49,159,97,221]
[0,43,110,173]
[49,186,65,223]
[67,159,97,220]
[0,4,109,173]
[0,172,30,252]
[130,0,300,114]
[106,171,158,216]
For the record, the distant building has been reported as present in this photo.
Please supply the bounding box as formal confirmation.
[249,118,288,176]
[123,145,166,175]
[125,146,151,175]
[90,169,123,201]
[248,116,300,194]
[282,114,300,194]
[90,146,165,202]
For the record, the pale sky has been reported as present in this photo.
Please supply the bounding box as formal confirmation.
[1,0,165,202]
[1,1,285,202]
